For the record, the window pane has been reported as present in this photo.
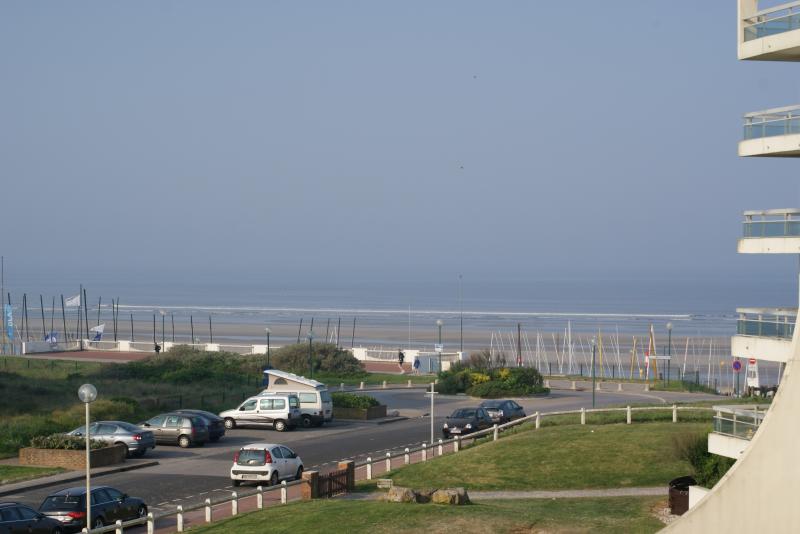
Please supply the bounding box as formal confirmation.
[16,506,37,520]
[259,399,272,410]
[272,399,286,410]
[271,447,284,459]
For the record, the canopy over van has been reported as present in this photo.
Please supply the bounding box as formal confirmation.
[262,369,327,392]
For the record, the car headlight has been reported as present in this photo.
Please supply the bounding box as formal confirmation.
[443,423,448,429]
[465,423,472,429]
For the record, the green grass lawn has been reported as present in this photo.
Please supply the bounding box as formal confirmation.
[191,497,665,534]
[316,371,433,386]
[387,422,708,491]
[0,465,64,485]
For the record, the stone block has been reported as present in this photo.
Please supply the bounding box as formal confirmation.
[432,487,471,505]
[385,486,417,503]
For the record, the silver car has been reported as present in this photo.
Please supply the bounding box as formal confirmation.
[68,421,156,458]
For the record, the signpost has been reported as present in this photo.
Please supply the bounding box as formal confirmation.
[424,383,438,444]
[733,359,742,396]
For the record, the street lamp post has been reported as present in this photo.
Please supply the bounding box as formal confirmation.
[307,332,314,379]
[666,322,673,387]
[78,384,97,531]
[591,338,597,409]
[458,274,463,353]
[265,328,271,368]
[436,319,443,373]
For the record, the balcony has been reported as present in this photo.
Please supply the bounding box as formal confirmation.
[740,106,800,157]
[731,307,795,363]
[739,1,800,60]
[709,404,769,459]
[738,209,800,253]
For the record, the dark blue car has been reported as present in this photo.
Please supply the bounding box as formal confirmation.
[38,486,147,533]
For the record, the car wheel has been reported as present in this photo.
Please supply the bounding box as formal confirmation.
[224,418,236,430]
[295,465,304,480]
[301,415,313,428]
[232,479,241,487]
[274,420,287,432]
[270,472,279,486]
[52,528,63,534]
[136,505,147,519]
[178,435,191,448]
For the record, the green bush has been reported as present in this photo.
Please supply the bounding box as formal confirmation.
[436,365,548,397]
[672,432,735,487]
[102,346,253,384]
[30,434,108,450]
[271,343,364,377]
[331,392,380,409]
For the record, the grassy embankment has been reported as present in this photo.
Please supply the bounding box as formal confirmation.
[0,465,65,485]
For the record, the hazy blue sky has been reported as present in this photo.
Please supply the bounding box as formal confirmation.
[2,1,800,296]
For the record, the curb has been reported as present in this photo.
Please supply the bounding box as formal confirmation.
[335,416,409,425]
[0,461,160,497]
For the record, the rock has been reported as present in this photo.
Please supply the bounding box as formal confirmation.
[415,488,437,503]
[431,487,471,505]
[385,486,417,503]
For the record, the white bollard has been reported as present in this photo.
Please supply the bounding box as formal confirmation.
[493,424,498,441]
[204,498,212,523]
[535,412,541,429]
[407,379,412,388]
[382,380,387,389]
[386,452,391,471]
[673,404,678,423]
[422,444,427,462]
[256,486,263,509]
[115,519,123,534]
[281,480,287,504]
[359,381,364,390]
[571,380,576,390]
[366,457,373,479]
[438,438,443,456]
[545,379,550,388]
[404,447,410,464]
[454,437,460,452]
[340,382,344,391]
[626,406,632,425]
[596,381,601,391]
[581,407,586,425]
[617,382,623,392]
[176,506,184,532]
[644,382,650,392]
[146,512,154,534]
[231,492,238,516]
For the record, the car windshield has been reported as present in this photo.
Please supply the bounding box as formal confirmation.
[320,391,332,402]
[116,422,140,432]
[451,409,476,418]
[481,401,502,408]
[40,494,82,511]
[237,449,267,466]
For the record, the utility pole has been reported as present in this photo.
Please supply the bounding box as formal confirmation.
[591,338,597,409]
[459,274,463,353]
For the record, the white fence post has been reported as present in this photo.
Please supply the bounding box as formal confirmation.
[386,452,391,471]
[359,381,364,390]
[407,379,412,388]
[176,505,184,532]
[454,437,460,452]
[382,380,387,389]
[404,447,410,464]
[581,408,586,425]
[115,519,123,534]
[438,439,443,456]
[340,382,344,391]
[644,382,650,392]
[571,380,576,390]
[231,492,238,516]
[535,412,541,429]
[281,480,287,504]
[673,404,678,423]
[626,406,632,424]
[146,512,154,534]
[204,498,212,523]
[493,424,498,441]
[545,379,550,388]
[617,382,623,392]
[366,457,373,479]
[256,486,263,509]
[422,444,427,462]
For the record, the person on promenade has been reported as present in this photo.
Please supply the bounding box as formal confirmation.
[413,357,420,375]
[398,349,405,373]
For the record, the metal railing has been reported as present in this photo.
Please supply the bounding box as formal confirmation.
[742,209,800,237]
[712,405,768,440]
[736,307,796,340]
[743,1,800,41]
[743,105,800,140]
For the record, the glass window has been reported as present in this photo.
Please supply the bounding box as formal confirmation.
[97,424,117,435]
[72,425,87,435]
[452,409,476,418]
[272,399,286,410]
[299,393,317,404]
[320,391,332,402]
[289,397,299,409]
[16,506,38,520]
[104,488,123,501]
[240,400,257,411]
[147,415,166,427]
[271,447,284,459]
[280,446,295,459]
[0,507,21,521]
[40,495,82,511]
[165,416,181,428]
[259,399,272,410]
[274,378,288,385]
[237,449,266,465]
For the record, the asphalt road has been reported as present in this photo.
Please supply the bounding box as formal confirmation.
[6,387,718,515]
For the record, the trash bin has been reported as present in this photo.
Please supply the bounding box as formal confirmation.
[668,476,696,516]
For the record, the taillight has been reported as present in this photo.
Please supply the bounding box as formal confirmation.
[133,434,142,441]
[67,511,86,519]
[234,451,240,463]
[264,450,272,464]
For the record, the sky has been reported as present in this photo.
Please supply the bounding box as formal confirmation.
[2,1,800,300]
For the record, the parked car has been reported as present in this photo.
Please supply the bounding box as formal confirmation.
[230,443,303,487]
[479,400,527,424]
[173,409,225,442]
[258,390,332,428]
[442,407,494,439]
[38,486,146,532]
[0,502,63,534]
[139,413,209,448]
[219,394,302,432]
[67,421,156,458]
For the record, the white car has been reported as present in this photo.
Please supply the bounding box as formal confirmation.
[230,443,304,487]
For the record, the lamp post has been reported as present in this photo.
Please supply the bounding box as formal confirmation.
[436,319,443,373]
[666,322,673,387]
[458,274,463,353]
[591,338,597,408]
[307,331,314,379]
[78,384,97,531]
[265,327,271,368]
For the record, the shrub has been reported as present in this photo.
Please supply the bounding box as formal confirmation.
[437,365,547,397]
[103,346,250,384]
[467,350,492,371]
[331,392,380,409]
[271,343,364,377]
[30,434,108,450]
[672,432,735,487]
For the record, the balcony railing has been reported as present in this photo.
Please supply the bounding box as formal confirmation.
[742,209,800,238]
[743,1,800,42]
[743,105,800,140]
[713,405,769,441]
[736,307,797,340]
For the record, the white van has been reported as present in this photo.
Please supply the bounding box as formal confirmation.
[261,370,333,428]
[219,394,301,432]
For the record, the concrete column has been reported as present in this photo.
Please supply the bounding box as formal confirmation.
[626,406,632,424]
[581,407,586,425]
[338,460,355,490]
[301,470,319,500]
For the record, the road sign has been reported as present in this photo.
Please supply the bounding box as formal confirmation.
[749,358,757,365]
[733,359,742,372]
[434,344,443,353]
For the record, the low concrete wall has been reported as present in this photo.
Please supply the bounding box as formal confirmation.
[688,485,710,510]
[19,445,126,470]
[334,405,387,420]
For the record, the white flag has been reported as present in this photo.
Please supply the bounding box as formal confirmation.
[65,294,81,307]
[90,323,105,341]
